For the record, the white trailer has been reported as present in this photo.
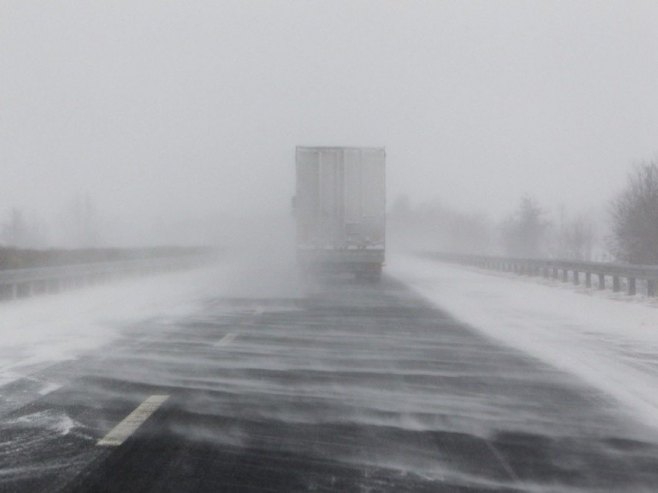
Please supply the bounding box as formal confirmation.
[294,146,386,281]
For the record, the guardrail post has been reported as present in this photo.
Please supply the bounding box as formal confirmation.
[613,276,621,292]
[628,277,636,296]
[0,255,206,302]
[427,253,658,299]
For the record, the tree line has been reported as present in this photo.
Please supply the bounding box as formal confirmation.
[390,160,658,264]
[0,195,98,249]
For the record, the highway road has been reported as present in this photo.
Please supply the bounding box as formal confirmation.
[1,275,658,492]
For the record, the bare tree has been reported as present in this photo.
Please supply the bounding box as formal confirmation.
[561,218,595,260]
[501,196,549,258]
[611,162,658,263]
[2,208,26,246]
[552,208,596,260]
[59,194,99,247]
[0,208,46,248]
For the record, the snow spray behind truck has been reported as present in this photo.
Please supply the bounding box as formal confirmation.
[294,146,386,281]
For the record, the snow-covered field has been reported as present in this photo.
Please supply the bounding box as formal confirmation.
[389,254,658,430]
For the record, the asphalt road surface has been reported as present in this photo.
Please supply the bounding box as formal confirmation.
[1,275,658,492]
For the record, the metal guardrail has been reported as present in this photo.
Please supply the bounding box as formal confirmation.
[0,255,209,301]
[424,252,658,296]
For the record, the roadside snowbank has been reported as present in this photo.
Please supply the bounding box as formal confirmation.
[0,262,232,387]
[389,254,658,430]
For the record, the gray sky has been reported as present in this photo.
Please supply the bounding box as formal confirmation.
[2,1,658,243]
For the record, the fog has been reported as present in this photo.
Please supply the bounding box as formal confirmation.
[3,1,658,248]
[8,5,658,490]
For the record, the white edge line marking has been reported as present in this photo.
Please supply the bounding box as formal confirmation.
[215,333,237,347]
[97,395,169,447]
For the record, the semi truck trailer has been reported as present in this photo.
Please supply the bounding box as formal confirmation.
[294,146,386,281]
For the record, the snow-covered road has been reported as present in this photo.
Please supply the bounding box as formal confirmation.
[0,251,301,397]
[389,254,658,430]
[0,263,230,391]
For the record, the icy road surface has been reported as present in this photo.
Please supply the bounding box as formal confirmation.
[0,257,657,491]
